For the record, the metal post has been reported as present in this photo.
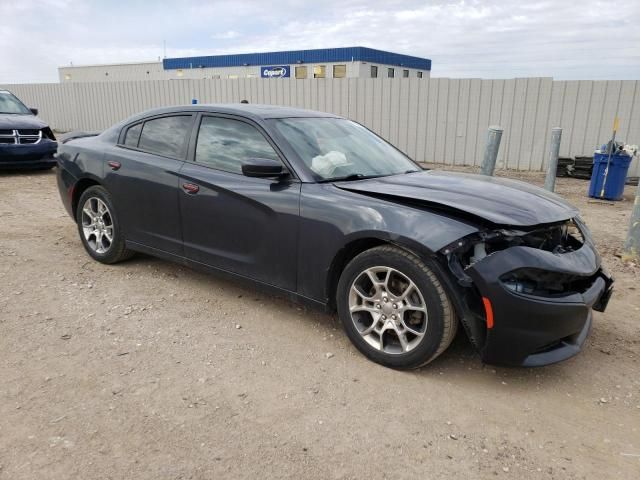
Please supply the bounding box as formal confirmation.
[623,181,640,261]
[544,127,563,192]
[480,126,503,176]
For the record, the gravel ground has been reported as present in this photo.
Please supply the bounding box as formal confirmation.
[0,167,639,480]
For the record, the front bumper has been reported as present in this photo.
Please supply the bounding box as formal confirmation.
[466,242,613,366]
[0,141,58,169]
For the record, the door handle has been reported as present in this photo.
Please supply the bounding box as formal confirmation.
[107,160,121,171]
[182,183,200,194]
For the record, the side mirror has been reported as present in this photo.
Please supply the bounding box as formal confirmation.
[29,108,39,115]
[241,158,287,178]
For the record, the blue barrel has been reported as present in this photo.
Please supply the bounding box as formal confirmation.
[588,151,633,200]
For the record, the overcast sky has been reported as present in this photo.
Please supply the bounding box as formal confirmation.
[1,0,638,84]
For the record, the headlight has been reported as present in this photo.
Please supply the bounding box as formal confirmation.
[573,216,593,245]
[500,268,595,297]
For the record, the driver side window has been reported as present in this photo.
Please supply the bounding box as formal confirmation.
[195,117,280,174]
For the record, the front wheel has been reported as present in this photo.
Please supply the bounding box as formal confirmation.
[336,246,457,369]
[76,185,133,264]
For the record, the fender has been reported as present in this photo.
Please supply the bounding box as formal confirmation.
[297,182,479,303]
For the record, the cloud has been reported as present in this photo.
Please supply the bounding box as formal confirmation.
[0,0,638,83]
[211,31,241,40]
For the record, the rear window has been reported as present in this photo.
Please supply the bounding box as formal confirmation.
[123,123,142,147]
[137,115,192,158]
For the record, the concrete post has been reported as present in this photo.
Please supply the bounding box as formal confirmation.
[623,181,640,261]
[544,127,563,192]
[480,126,503,176]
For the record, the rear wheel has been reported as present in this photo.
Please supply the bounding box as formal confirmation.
[76,186,133,264]
[337,245,457,369]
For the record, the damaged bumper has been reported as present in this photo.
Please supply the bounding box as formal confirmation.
[440,218,614,367]
[465,242,613,366]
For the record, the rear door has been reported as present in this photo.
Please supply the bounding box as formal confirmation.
[178,114,300,291]
[103,113,195,256]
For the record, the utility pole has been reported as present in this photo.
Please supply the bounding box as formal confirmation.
[544,127,563,192]
[480,126,503,176]
[623,181,640,261]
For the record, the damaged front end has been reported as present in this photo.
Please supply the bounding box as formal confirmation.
[439,217,614,366]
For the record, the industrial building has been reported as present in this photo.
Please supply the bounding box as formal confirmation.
[58,47,431,83]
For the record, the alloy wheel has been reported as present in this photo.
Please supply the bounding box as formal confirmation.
[348,266,428,354]
[81,197,114,254]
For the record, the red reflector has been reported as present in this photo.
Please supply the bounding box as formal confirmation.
[482,297,494,329]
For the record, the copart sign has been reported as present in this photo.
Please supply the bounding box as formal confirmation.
[261,66,290,78]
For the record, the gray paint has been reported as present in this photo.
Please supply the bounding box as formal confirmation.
[544,127,563,192]
[624,183,640,260]
[479,126,503,176]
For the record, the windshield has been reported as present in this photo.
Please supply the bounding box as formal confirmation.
[0,91,31,115]
[271,117,420,181]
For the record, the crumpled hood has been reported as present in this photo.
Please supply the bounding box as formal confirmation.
[335,170,579,226]
[0,114,48,130]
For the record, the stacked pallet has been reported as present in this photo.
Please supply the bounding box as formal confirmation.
[556,157,574,177]
[568,156,595,180]
[554,156,638,186]
[555,156,594,179]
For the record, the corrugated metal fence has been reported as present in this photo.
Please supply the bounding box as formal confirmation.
[3,78,639,175]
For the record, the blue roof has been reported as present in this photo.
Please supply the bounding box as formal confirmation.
[163,47,431,71]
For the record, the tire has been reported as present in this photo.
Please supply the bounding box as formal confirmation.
[336,245,458,369]
[76,185,134,264]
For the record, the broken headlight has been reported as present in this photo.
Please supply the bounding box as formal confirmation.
[442,219,585,263]
[441,219,587,287]
[500,268,596,297]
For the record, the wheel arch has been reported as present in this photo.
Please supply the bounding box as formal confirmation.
[325,235,488,354]
[72,177,102,220]
[325,235,439,311]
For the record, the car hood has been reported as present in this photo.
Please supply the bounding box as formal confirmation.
[0,114,48,130]
[335,170,579,226]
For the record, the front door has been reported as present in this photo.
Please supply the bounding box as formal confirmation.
[178,115,300,292]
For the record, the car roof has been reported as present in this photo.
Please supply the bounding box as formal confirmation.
[128,104,342,122]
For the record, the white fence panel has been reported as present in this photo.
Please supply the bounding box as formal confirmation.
[2,78,639,176]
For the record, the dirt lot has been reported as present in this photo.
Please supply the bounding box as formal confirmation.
[0,167,638,480]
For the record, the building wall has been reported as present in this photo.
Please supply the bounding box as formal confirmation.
[58,62,166,83]
[3,77,638,176]
[58,61,430,82]
[355,63,429,79]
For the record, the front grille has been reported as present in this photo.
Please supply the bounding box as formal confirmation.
[18,129,40,136]
[0,129,42,145]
